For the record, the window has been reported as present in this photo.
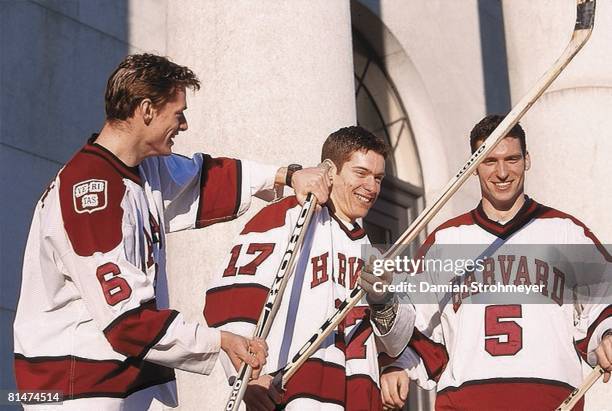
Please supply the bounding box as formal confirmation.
[353,31,424,247]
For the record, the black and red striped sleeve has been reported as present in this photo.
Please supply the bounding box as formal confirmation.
[152,154,279,232]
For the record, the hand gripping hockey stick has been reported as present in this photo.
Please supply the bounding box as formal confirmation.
[555,365,605,411]
[224,161,333,411]
[274,0,596,390]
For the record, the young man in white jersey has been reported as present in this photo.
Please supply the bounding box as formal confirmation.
[379,115,612,410]
[205,126,413,410]
[13,53,331,410]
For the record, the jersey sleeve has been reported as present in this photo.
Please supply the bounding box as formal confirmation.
[380,233,449,390]
[203,197,298,380]
[57,166,221,375]
[568,221,612,366]
[143,154,280,233]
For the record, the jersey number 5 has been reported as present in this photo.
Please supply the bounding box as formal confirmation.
[484,304,523,356]
[96,263,132,306]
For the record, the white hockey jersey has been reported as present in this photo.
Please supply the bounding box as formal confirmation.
[204,197,411,410]
[386,197,611,411]
[13,137,278,409]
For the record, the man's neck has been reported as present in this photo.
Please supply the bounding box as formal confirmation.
[481,194,526,224]
[326,201,356,227]
[95,122,143,166]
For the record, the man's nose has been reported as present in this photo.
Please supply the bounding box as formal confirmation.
[495,161,509,179]
[179,115,188,131]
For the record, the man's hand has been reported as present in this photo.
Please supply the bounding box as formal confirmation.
[595,332,612,383]
[220,332,268,379]
[244,374,283,411]
[291,167,331,205]
[359,256,393,305]
[380,367,409,410]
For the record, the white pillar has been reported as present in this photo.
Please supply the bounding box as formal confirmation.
[164,1,356,408]
[503,1,612,408]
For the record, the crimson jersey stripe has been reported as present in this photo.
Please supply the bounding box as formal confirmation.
[538,207,612,262]
[83,137,141,184]
[412,212,475,275]
[407,329,449,382]
[14,354,175,401]
[282,358,346,407]
[575,305,612,360]
[196,156,242,228]
[436,378,581,411]
[329,210,367,240]
[346,374,382,411]
[241,196,299,235]
[281,360,382,409]
[103,300,178,358]
[472,196,541,239]
[204,284,269,327]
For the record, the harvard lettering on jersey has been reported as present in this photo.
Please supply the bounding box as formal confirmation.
[204,196,411,411]
[13,137,278,409]
[386,197,611,411]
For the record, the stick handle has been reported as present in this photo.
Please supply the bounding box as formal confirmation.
[555,365,605,411]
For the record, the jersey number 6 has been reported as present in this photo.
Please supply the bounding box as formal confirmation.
[96,263,132,306]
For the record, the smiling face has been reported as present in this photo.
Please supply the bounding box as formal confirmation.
[142,87,188,156]
[329,149,386,223]
[475,136,530,212]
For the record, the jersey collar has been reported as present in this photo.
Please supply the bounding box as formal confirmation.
[471,196,543,239]
[327,207,367,240]
[82,135,142,185]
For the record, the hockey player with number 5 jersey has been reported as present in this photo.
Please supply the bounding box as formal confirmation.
[379,115,612,411]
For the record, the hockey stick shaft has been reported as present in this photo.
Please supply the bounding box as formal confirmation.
[555,365,605,411]
[278,0,596,387]
[224,163,331,411]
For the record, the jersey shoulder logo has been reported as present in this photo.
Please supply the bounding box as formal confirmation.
[73,179,108,214]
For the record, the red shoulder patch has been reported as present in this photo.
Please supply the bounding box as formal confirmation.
[72,179,108,213]
[241,196,299,235]
[60,150,127,256]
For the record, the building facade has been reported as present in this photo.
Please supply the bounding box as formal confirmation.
[1,0,610,409]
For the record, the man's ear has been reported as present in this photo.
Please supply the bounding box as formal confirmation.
[524,152,531,171]
[139,98,154,126]
[322,159,337,183]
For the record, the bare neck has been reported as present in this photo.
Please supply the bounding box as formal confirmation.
[95,122,143,166]
[481,194,526,224]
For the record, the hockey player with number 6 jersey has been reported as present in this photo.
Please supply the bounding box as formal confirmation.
[13,54,331,410]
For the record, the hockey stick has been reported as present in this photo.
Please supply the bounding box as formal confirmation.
[555,365,605,411]
[224,161,332,411]
[275,0,596,389]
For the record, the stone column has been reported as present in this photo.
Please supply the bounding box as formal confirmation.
[164,1,356,408]
[503,1,612,408]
